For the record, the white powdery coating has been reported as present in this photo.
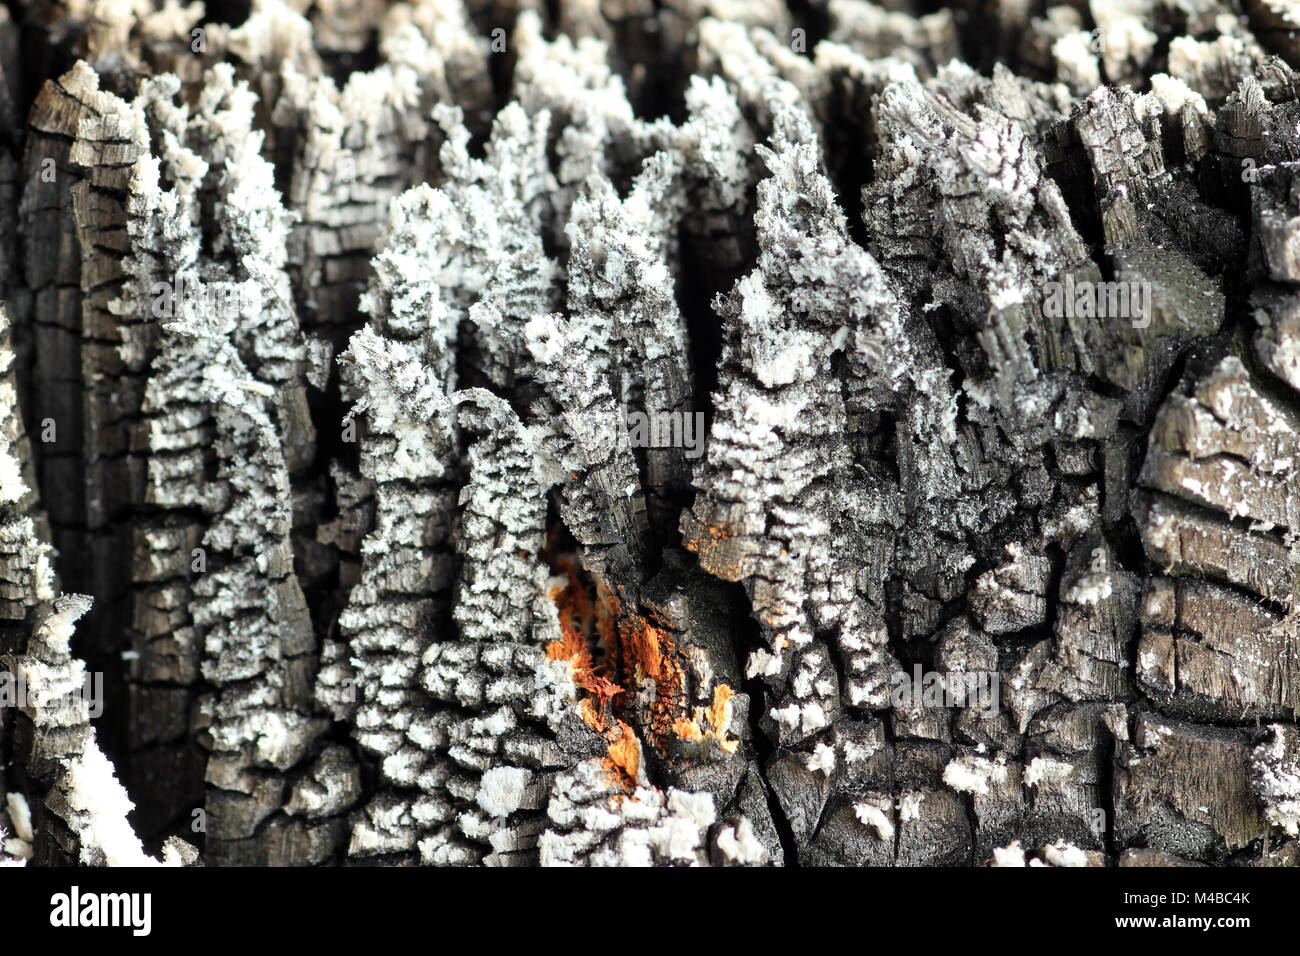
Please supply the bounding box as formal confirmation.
[1091,0,1158,79]
[735,275,813,389]
[1064,574,1113,606]
[0,315,46,570]
[4,792,32,842]
[477,767,533,818]
[341,326,453,483]
[1167,34,1251,89]
[805,743,836,775]
[0,811,31,863]
[0,446,24,504]
[678,75,752,210]
[770,700,829,735]
[652,791,717,861]
[1023,757,1074,789]
[898,791,925,822]
[227,0,314,66]
[532,655,579,726]
[992,840,1027,867]
[1039,840,1090,867]
[6,595,176,864]
[64,744,162,867]
[540,760,727,867]
[1254,725,1300,837]
[746,647,785,678]
[1148,73,1209,118]
[138,0,203,44]
[942,755,1009,795]
[512,8,638,172]
[843,738,877,765]
[715,818,769,865]
[524,313,564,365]
[363,99,554,389]
[853,799,895,841]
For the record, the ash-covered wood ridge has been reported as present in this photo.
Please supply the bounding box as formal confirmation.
[0,0,1299,869]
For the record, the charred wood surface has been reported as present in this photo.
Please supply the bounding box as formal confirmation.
[0,0,1298,868]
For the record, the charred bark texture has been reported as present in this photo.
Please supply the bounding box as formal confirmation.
[0,0,1298,868]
